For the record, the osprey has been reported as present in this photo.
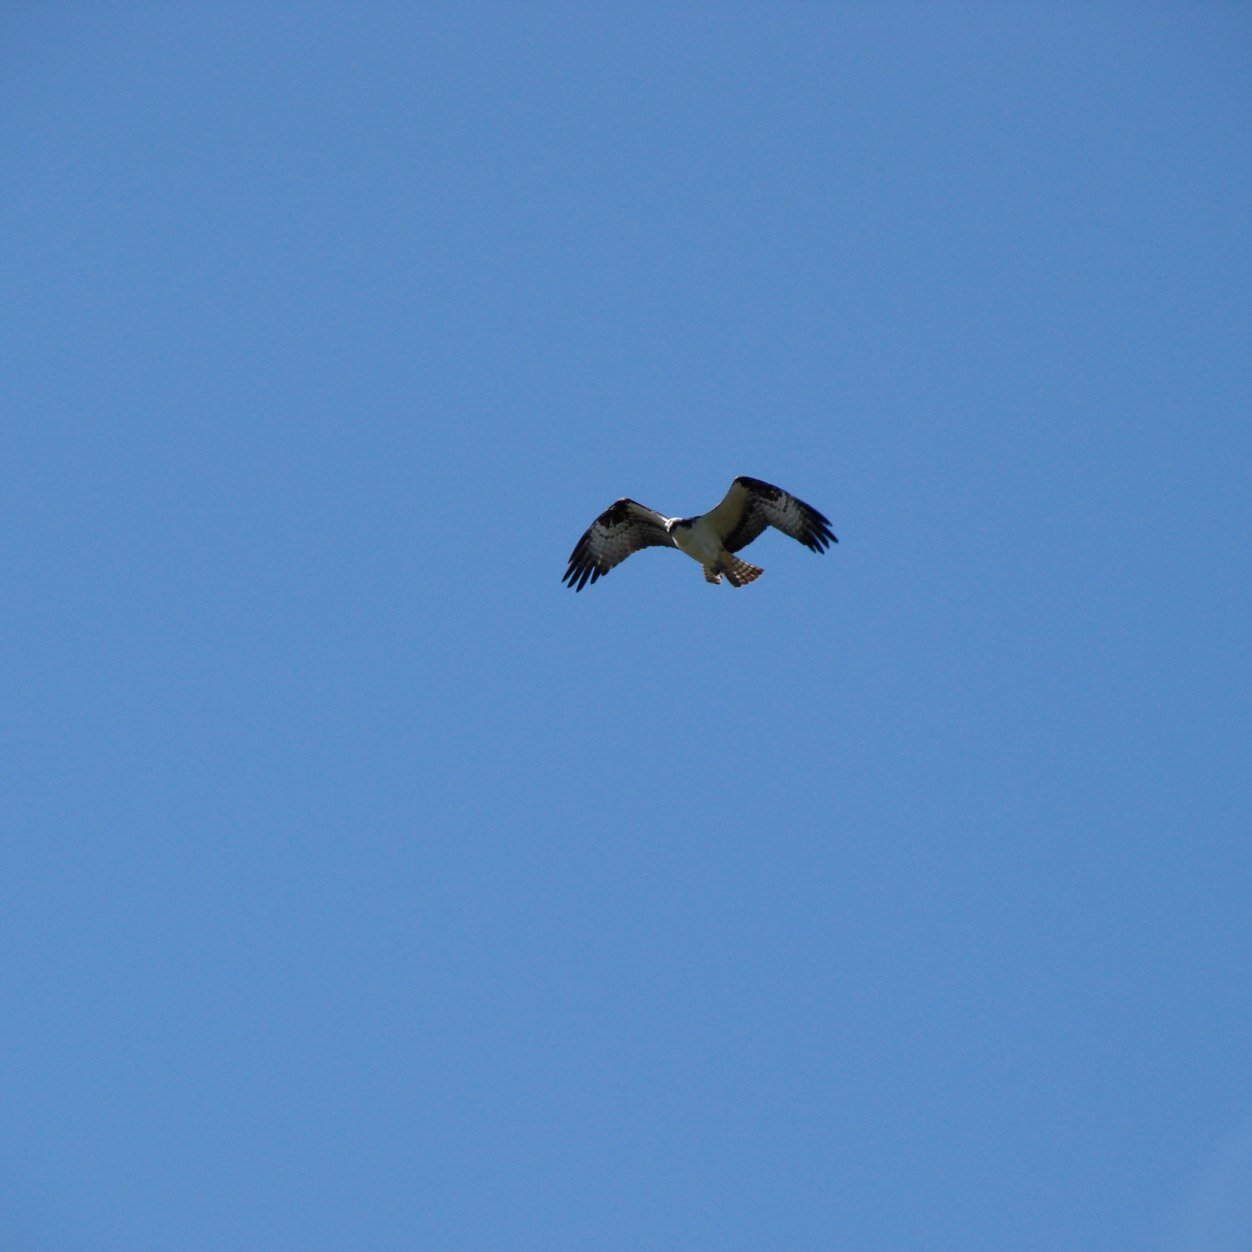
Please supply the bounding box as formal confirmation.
[563,476,836,591]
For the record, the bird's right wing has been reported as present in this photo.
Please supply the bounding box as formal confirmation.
[707,476,837,555]
[562,498,673,591]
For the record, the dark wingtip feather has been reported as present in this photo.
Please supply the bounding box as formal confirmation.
[563,532,594,590]
[562,540,606,591]
[807,521,837,552]
[798,503,837,553]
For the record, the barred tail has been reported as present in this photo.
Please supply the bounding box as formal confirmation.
[722,555,763,587]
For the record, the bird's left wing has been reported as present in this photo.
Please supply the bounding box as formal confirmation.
[705,476,837,554]
[562,498,674,591]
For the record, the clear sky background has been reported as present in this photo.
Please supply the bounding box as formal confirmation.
[3,5,1250,1249]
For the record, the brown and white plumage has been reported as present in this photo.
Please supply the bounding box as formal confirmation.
[562,476,836,591]
[561,498,674,592]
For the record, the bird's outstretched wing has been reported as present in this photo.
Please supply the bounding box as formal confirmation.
[562,498,674,591]
[705,476,837,554]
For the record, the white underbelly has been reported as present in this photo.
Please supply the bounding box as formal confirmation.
[672,519,725,565]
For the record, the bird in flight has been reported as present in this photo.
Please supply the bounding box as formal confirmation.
[563,476,836,591]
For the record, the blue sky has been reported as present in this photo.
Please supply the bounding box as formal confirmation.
[3,5,1250,1248]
